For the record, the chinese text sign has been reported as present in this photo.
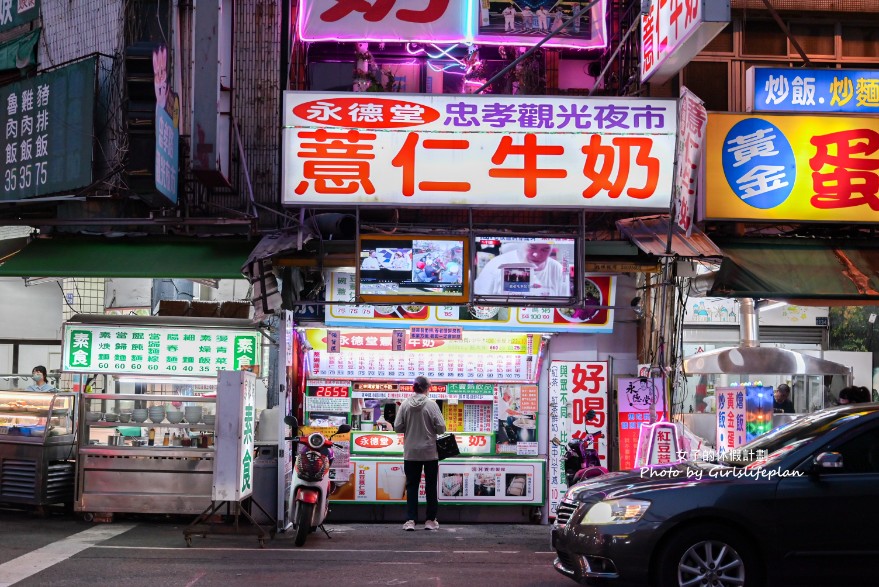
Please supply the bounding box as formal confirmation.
[705,112,879,223]
[617,377,666,470]
[282,92,676,209]
[0,0,39,33]
[673,87,707,236]
[749,67,879,114]
[548,361,608,518]
[1,57,95,201]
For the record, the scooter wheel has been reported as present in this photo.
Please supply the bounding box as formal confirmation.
[294,502,315,547]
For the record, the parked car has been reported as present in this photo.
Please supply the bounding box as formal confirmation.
[551,404,879,586]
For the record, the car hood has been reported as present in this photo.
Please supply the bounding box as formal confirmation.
[566,461,734,502]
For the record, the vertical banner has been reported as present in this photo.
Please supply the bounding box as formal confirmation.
[716,386,746,456]
[213,370,257,501]
[673,87,707,236]
[152,45,179,203]
[617,377,666,471]
[548,361,608,518]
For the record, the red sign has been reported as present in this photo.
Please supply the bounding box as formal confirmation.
[354,435,394,449]
[292,97,441,130]
[310,385,350,397]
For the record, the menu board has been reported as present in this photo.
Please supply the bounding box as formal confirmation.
[328,458,545,506]
[349,431,494,456]
[63,324,260,377]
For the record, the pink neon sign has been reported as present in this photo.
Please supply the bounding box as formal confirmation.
[298,1,608,51]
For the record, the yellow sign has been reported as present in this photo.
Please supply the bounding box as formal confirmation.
[705,113,879,223]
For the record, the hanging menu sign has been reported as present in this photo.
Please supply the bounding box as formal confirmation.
[1,57,95,201]
[63,323,260,376]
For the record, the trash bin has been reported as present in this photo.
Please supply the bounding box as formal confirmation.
[251,444,278,525]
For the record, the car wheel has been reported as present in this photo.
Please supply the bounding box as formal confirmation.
[656,524,763,587]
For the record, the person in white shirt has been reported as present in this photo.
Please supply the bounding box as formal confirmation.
[502,5,516,31]
[521,6,534,30]
[537,6,549,31]
[27,366,56,391]
[474,241,568,297]
[360,251,381,270]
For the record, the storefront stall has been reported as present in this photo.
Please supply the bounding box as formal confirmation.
[62,315,262,518]
[0,390,77,508]
[300,327,548,509]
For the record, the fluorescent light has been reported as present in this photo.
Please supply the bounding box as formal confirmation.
[759,300,787,312]
[115,376,217,385]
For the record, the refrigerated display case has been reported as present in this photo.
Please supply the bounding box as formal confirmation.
[0,390,78,507]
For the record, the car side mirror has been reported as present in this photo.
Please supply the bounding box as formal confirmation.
[813,451,844,472]
[284,415,299,428]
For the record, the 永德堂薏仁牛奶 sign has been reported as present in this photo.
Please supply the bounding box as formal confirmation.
[282,92,676,209]
[63,324,260,377]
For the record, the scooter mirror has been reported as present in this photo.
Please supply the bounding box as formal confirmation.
[585,409,596,422]
[337,424,352,434]
[284,415,299,428]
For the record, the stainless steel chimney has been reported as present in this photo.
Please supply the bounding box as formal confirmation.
[739,298,758,348]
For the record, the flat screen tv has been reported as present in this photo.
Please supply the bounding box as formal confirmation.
[357,235,470,304]
[473,234,577,304]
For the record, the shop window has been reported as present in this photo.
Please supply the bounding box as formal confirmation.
[681,61,729,112]
[742,19,787,56]
[702,22,734,54]
[842,24,879,58]
[789,22,835,57]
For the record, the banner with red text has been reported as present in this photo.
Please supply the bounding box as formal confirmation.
[548,361,609,517]
[283,92,676,208]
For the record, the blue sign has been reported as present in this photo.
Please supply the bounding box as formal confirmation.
[750,67,879,114]
[155,106,179,202]
[720,117,796,210]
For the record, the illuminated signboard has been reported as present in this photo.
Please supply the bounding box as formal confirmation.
[298,0,607,51]
[641,0,730,85]
[282,92,677,209]
[748,67,879,114]
[704,112,879,223]
[307,384,351,397]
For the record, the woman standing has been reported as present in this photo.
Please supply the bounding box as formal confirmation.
[27,366,56,391]
[394,376,446,531]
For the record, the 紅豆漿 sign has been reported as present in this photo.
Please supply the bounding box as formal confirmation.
[283,92,676,208]
[63,324,260,376]
[748,67,879,114]
[705,112,879,223]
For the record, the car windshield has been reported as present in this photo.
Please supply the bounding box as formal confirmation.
[718,408,872,468]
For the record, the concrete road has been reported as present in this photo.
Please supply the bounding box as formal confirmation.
[0,509,572,587]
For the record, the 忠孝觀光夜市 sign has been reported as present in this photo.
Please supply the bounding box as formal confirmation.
[298,0,607,51]
[705,112,879,223]
[63,324,260,376]
[748,67,879,114]
[282,92,676,208]
[1,57,95,201]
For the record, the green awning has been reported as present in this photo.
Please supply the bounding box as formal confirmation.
[0,28,40,72]
[0,237,254,279]
[709,238,879,303]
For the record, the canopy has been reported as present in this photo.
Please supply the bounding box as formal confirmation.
[0,237,254,279]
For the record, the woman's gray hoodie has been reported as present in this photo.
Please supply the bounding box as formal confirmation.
[394,393,447,461]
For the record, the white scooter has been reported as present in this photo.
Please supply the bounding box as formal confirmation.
[284,415,350,547]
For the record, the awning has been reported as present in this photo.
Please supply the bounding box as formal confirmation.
[616,215,724,258]
[0,237,254,279]
[709,238,879,303]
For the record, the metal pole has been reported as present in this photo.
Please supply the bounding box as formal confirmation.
[588,16,641,97]
[473,0,602,95]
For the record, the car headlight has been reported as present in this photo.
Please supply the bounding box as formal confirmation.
[582,499,651,525]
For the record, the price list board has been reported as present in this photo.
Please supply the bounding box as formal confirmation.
[1,57,95,201]
[63,324,260,377]
[463,403,494,433]
[309,350,535,382]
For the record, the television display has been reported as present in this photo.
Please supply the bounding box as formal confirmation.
[357,235,469,303]
[473,235,576,302]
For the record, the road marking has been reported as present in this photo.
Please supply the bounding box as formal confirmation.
[376,562,423,565]
[94,545,444,553]
[453,550,488,553]
[0,524,135,587]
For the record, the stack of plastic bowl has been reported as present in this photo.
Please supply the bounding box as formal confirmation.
[119,411,132,423]
[202,414,216,427]
[148,406,166,423]
[86,411,102,423]
[166,410,184,424]
[104,412,119,422]
[131,409,148,423]
[184,406,203,424]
